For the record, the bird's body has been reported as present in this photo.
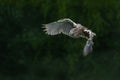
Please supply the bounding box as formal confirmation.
[43,18,96,56]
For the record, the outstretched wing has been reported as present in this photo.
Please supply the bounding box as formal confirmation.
[43,18,77,36]
[83,39,93,56]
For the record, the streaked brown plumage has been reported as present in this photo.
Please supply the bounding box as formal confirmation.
[43,18,96,56]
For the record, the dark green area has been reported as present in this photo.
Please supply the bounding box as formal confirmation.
[0,0,120,80]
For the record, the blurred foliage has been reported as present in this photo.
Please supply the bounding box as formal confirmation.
[0,0,120,80]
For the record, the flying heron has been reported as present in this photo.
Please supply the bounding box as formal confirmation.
[43,18,96,56]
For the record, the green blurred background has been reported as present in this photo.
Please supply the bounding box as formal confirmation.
[0,0,120,80]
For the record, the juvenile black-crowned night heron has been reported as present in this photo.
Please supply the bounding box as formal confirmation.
[43,18,96,56]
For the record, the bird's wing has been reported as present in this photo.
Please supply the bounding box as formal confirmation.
[83,39,93,56]
[43,18,77,35]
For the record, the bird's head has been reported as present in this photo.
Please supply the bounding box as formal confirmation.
[83,29,96,39]
[76,24,96,39]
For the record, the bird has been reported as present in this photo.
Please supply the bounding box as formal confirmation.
[43,18,96,56]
